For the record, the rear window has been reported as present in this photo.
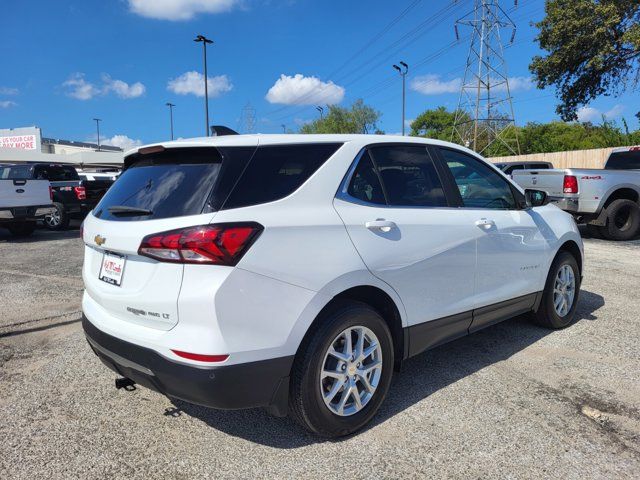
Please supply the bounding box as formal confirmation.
[606,150,640,170]
[94,148,225,221]
[34,165,79,181]
[1,165,33,179]
[221,143,342,210]
[93,143,342,221]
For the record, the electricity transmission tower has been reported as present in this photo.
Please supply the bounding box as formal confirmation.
[239,102,257,134]
[452,0,520,155]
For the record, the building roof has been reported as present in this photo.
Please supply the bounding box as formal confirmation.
[41,137,122,152]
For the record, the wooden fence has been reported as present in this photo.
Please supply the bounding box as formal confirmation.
[487,146,629,169]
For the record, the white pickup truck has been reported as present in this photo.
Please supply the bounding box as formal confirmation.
[512,146,640,240]
[0,165,56,237]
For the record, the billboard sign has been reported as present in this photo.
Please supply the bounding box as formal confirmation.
[0,134,38,150]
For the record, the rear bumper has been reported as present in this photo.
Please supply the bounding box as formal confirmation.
[0,205,55,222]
[548,196,579,213]
[82,315,293,415]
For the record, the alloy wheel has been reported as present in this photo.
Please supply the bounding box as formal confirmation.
[553,264,576,317]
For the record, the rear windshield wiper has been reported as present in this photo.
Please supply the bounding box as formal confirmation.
[107,205,153,216]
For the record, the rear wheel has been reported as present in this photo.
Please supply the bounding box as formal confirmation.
[601,199,640,241]
[532,251,580,329]
[289,301,394,437]
[8,221,36,237]
[43,202,69,231]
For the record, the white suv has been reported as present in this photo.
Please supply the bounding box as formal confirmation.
[81,135,583,437]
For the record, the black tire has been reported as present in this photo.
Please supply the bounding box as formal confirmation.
[8,221,36,237]
[601,199,640,241]
[585,223,605,239]
[43,202,70,231]
[289,301,394,437]
[532,251,581,329]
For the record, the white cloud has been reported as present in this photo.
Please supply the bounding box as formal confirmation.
[411,74,534,95]
[63,73,146,100]
[167,71,233,97]
[102,75,146,98]
[0,87,18,95]
[410,75,461,95]
[0,100,17,108]
[265,74,345,105]
[577,104,625,122]
[102,135,143,151]
[63,73,102,100]
[128,0,239,20]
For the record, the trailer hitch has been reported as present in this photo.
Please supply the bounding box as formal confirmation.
[115,377,136,391]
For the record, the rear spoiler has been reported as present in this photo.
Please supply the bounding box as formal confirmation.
[210,126,239,136]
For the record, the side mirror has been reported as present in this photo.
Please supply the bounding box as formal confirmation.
[525,189,549,208]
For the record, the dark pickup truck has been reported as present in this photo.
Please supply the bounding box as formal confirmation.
[5,163,114,230]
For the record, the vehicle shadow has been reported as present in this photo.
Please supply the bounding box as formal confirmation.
[171,289,604,448]
[0,226,80,244]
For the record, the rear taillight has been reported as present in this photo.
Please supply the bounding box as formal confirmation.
[563,175,578,194]
[74,186,86,200]
[138,223,263,265]
[49,186,53,201]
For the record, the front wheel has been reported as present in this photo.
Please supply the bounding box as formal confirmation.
[531,251,581,329]
[289,301,394,437]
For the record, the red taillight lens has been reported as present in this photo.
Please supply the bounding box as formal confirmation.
[74,186,86,200]
[138,223,263,265]
[171,350,229,363]
[49,186,53,201]
[563,175,578,194]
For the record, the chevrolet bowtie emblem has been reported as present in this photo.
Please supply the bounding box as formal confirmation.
[94,235,106,246]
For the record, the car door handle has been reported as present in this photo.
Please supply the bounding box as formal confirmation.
[475,218,495,229]
[365,219,397,232]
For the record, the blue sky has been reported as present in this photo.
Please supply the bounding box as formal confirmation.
[0,0,637,149]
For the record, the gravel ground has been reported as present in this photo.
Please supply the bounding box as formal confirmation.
[0,226,639,479]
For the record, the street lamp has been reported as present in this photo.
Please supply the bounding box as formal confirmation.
[281,124,286,133]
[194,34,214,136]
[393,61,409,135]
[166,102,175,140]
[315,105,324,119]
[93,118,101,151]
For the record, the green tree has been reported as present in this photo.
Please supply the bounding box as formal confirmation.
[409,106,470,140]
[300,99,382,134]
[530,0,640,121]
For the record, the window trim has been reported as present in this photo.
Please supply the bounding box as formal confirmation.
[336,143,459,209]
[432,146,526,211]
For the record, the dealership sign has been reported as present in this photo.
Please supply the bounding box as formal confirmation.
[0,135,37,150]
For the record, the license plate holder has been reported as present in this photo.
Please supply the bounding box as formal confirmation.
[99,252,126,287]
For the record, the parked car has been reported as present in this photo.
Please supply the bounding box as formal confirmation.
[0,165,55,237]
[494,160,554,177]
[512,146,640,240]
[81,134,584,437]
[7,163,114,230]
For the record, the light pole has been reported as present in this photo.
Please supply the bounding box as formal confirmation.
[166,102,175,140]
[93,118,101,151]
[316,105,324,120]
[393,61,409,135]
[194,34,213,136]
[281,124,286,133]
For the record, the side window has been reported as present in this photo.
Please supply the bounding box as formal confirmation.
[222,143,342,210]
[369,145,448,207]
[347,151,385,205]
[440,148,517,210]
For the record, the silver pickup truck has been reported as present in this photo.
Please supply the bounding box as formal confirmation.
[1,165,55,237]
[512,146,640,241]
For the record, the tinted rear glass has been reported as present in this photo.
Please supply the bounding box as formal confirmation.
[221,143,342,210]
[93,148,224,221]
[606,151,640,170]
[1,165,33,179]
[34,165,79,181]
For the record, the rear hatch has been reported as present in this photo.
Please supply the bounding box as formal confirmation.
[82,143,258,330]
